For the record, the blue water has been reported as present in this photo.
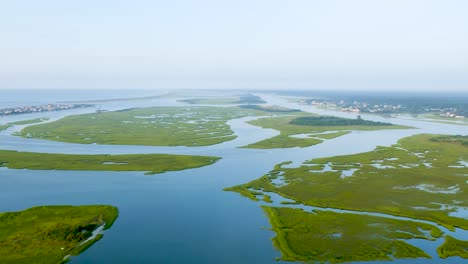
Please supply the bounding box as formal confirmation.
[0,90,467,263]
[0,89,162,108]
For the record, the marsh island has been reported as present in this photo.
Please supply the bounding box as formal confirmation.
[227,134,468,261]
[242,114,410,149]
[0,205,118,264]
[0,150,220,174]
[18,106,272,146]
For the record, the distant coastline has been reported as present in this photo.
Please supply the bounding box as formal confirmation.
[0,103,94,116]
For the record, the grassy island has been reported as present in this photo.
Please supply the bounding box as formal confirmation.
[18,106,274,146]
[227,134,468,261]
[0,150,220,174]
[243,115,409,149]
[0,205,118,264]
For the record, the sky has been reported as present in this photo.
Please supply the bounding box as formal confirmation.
[0,0,467,91]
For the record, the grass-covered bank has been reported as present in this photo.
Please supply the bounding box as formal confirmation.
[0,205,118,263]
[0,150,220,174]
[437,236,468,259]
[0,118,49,131]
[263,206,437,263]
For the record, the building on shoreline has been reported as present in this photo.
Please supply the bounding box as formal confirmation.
[0,104,94,116]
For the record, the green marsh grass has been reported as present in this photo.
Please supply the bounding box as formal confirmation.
[0,150,220,174]
[0,205,118,264]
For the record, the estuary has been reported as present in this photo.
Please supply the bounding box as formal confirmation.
[0,90,466,263]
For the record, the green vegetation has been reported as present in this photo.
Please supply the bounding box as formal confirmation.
[227,134,468,261]
[437,236,468,259]
[245,135,324,149]
[264,207,436,263]
[0,205,118,264]
[236,94,266,104]
[289,116,392,126]
[16,106,405,150]
[230,134,468,229]
[0,118,49,131]
[243,115,409,149]
[431,135,468,146]
[19,106,272,146]
[0,150,220,174]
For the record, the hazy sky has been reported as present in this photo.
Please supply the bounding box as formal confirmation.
[1,0,467,91]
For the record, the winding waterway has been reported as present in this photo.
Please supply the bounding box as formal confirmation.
[0,90,466,263]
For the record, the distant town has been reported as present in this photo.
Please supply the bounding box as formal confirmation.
[0,104,94,116]
[304,98,466,119]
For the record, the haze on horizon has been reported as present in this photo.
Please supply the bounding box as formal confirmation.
[1,0,467,92]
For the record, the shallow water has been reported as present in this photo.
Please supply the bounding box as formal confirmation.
[0,90,467,263]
